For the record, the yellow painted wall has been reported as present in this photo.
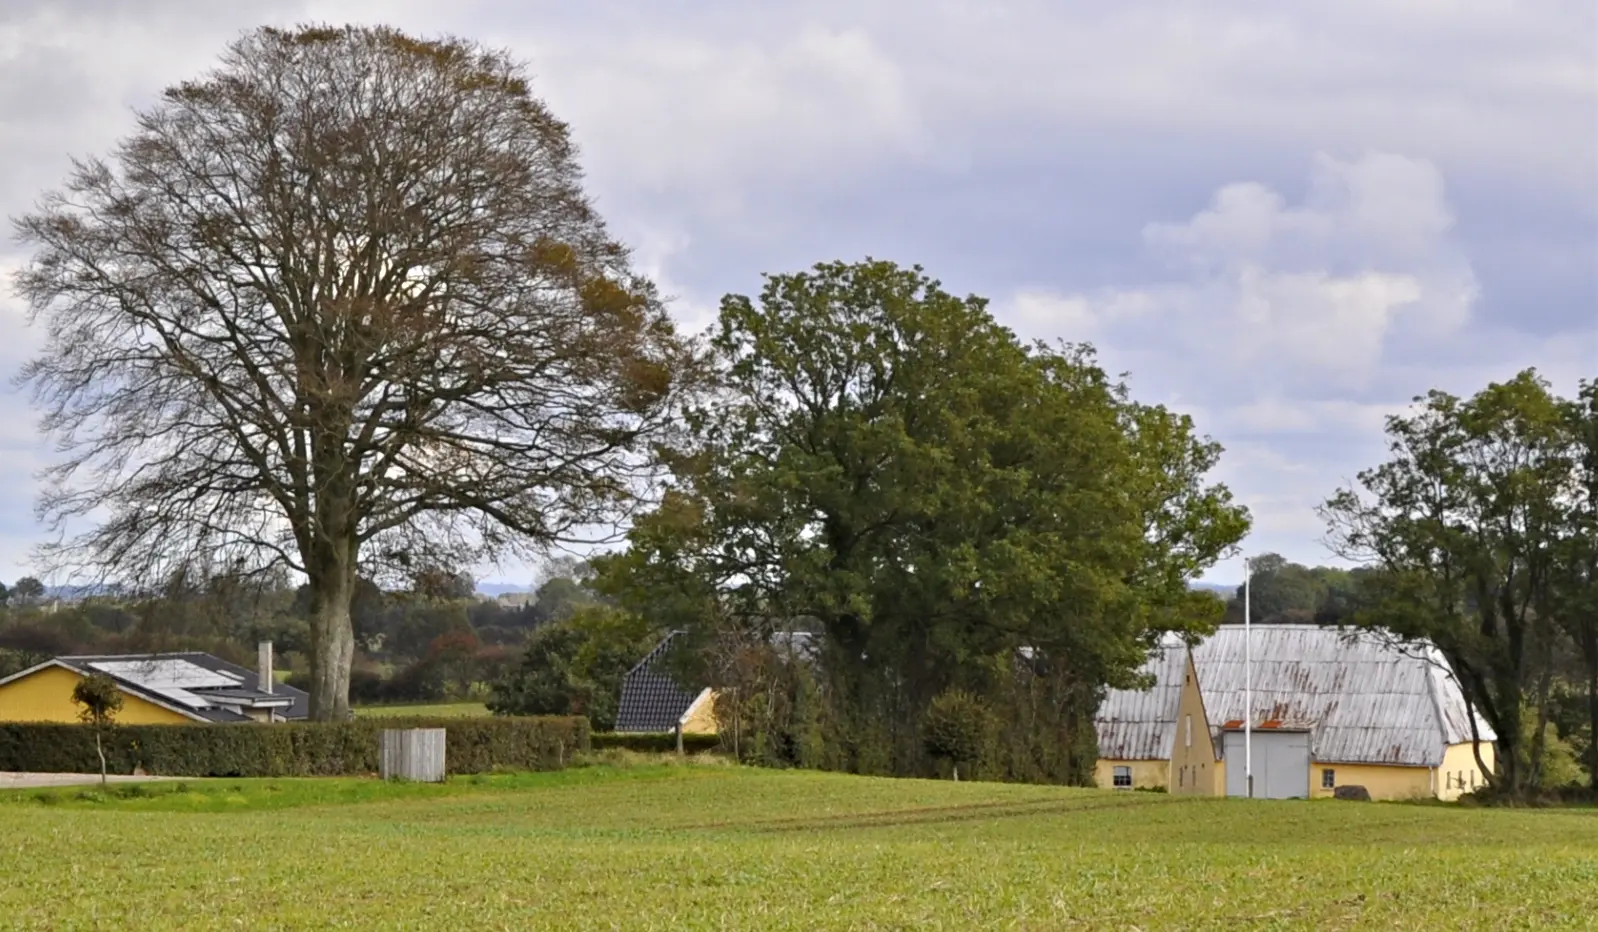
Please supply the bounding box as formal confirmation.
[1094,758,1169,791]
[1437,741,1496,801]
[1169,652,1221,796]
[0,665,191,725]
[680,689,720,735]
[1309,761,1432,801]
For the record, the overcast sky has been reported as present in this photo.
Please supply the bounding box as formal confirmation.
[1,1,1594,588]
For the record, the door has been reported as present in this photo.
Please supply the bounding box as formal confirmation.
[1223,730,1311,799]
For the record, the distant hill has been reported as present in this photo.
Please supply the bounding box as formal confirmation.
[1190,582,1236,597]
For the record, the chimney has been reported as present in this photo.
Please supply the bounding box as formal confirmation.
[258,641,274,695]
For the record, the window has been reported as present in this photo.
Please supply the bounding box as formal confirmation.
[1113,765,1132,788]
[1178,766,1185,788]
[1185,715,1193,749]
[1322,768,1336,789]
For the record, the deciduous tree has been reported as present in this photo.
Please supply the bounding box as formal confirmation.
[14,26,695,719]
[1322,370,1576,797]
[598,259,1248,782]
[71,673,123,786]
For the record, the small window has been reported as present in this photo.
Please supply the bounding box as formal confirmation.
[1322,768,1335,789]
[1185,715,1193,749]
[1113,765,1132,788]
[1178,766,1185,788]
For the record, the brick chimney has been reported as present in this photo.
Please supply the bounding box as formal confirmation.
[258,641,274,695]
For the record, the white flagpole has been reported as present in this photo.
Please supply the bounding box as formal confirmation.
[1244,555,1253,799]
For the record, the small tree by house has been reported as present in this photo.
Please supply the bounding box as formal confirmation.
[922,690,993,782]
[71,673,123,785]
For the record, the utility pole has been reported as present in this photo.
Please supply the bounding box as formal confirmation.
[1244,555,1254,799]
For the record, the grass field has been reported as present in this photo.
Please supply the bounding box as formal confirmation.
[3,764,1597,930]
[352,701,491,718]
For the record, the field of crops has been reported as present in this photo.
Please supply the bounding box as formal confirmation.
[3,763,1597,929]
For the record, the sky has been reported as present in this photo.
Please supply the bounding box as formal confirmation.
[0,1,1593,589]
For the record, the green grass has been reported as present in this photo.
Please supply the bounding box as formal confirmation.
[3,765,1597,929]
[352,700,491,718]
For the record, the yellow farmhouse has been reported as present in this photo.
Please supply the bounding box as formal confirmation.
[0,646,306,724]
[1095,625,1497,801]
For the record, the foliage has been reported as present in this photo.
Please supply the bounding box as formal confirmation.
[69,674,123,727]
[920,690,993,779]
[10,578,44,606]
[70,672,125,784]
[597,259,1247,783]
[0,716,588,777]
[1321,370,1583,798]
[1221,553,1367,625]
[13,24,697,720]
[487,605,658,731]
[4,768,1598,927]
[590,732,722,754]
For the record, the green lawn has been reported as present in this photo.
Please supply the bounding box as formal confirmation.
[3,765,1597,930]
[353,701,491,718]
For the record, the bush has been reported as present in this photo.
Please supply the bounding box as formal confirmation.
[922,689,994,781]
[590,731,721,754]
[0,716,588,778]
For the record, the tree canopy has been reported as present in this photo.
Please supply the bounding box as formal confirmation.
[1323,370,1597,797]
[596,259,1248,781]
[13,25,697,719]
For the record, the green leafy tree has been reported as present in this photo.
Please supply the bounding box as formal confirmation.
[922,689,994,781]
[488,605,655,730]
[597,259,1247,782]
[1553,379,1598,790]
[14,25,695,720]
[11,577,45,608]
[71,673,124,786]
[1322,370,1575,797]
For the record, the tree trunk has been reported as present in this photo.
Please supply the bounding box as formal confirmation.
[952,763,960,782]
[307,541,358,721]
[95,730,107,787]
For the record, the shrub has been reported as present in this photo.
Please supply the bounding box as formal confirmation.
[0,716,588,777]
[922,689,994,781]
[590,732,721,754]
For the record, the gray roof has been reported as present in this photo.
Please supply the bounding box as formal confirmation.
[1094,634,1189,760]
[614,632,701,733]
[1095,625,1496,767]
[50,652,308,723]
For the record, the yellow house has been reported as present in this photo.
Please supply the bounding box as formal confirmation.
[1095,625,1497,801]
[0,648,305,725]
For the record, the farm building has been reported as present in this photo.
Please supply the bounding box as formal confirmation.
[615,630,819,736]
[1095,625,1497,800]
[615,632,718,735]
[0,644,307,724]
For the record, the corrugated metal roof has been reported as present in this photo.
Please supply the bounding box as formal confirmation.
[1094,626,1496,767]
[1193,625,1495,767]
[1094,634,1189,760]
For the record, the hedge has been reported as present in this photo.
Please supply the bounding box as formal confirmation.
[590,731,721,754]
[0,715,588,778]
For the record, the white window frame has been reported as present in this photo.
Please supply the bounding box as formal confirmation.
[1112,765,1132,789]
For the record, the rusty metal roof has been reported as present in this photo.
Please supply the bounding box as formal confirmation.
[1095,625,1495,767]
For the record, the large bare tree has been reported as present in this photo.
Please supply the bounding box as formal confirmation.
[12,25,696,718]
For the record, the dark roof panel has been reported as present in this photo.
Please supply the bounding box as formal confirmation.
[615,632,700,732]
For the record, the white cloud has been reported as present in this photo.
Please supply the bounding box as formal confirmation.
[1017,152,1480,394]
[997,151,1595,581]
